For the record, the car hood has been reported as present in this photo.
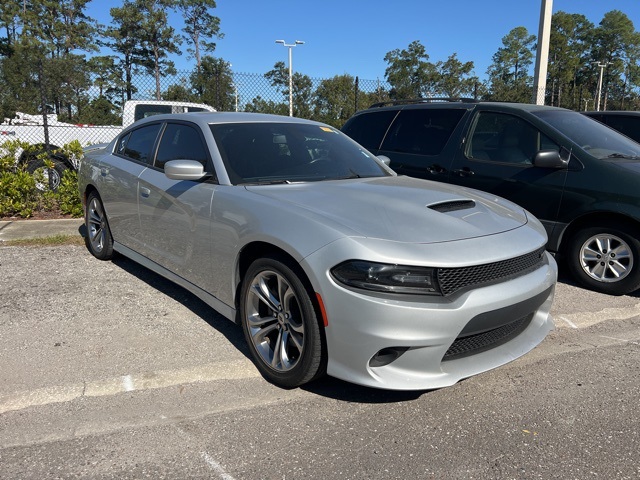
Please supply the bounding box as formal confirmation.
[246,176,528,244]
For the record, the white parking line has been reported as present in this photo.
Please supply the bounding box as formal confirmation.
[558,316,578,329]
[554,303,640,329]
[0,359,258,414]
[201,452,237,480]
[600,335,640,346]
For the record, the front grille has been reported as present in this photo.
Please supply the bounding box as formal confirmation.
[442,313,534,361]
[437,247,546,296]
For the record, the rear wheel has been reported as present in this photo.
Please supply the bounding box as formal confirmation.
[239,255,325,388]
[85,191,114,260]
[26,156,68,191]
[566,222,640,295]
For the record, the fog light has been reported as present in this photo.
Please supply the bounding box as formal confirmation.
[369,347,409,367]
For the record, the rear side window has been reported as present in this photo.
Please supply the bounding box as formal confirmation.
[118,123,162,163]
[381,109,465,156]
[341,110,397,150]
[155,123,209,170]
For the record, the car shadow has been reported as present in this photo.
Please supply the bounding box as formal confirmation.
[302,376,427,403]
[103,253,431,403]
[110,254,251,358]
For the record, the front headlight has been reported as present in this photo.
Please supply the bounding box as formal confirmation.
[331,260,442,295]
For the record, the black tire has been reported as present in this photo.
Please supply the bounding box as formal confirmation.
[239,255,326,388]
[25,155,68,191]
[85,191,114,260]
[566,222,640,295]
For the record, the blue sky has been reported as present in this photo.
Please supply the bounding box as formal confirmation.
[85,0,640,81]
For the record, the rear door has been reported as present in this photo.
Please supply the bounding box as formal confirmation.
[448,109,568,237]
[100,122,163,251]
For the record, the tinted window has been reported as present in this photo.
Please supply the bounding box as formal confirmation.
[134,104,172,122]
[467,112,557,164]
[602,116,640,143]
[155,123,209,170]
[341,110,398,150]
[211,122,390,184]
[535,110,640,159]
[380,109,464,156]
[121,123,162,163]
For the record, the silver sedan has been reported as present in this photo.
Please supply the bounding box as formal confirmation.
[78,112,557,390]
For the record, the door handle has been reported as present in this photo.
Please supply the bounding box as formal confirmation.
[453,167,475,177]
[427,164,447,175]
[140,187,150,198]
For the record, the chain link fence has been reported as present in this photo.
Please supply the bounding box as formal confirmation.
[0,70,392,151]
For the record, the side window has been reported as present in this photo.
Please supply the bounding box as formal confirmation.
[380,109,464,156]
[155,123,209,170]
[134,104,172,122]
[604,116,640,143]
[341,110,397,150]
[121,123,163,163]
[467,112,556,165]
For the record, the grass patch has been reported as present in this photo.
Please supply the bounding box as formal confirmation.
[1,234,86,247]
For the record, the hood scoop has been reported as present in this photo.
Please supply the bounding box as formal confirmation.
[428,200,476,213]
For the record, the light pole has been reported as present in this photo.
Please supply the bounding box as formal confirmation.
[275,39,304,116]
[594,61,612,111]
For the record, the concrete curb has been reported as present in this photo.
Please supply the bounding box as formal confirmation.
[0,218,85,242]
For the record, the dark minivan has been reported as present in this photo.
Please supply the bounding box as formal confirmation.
[342,100,640,295]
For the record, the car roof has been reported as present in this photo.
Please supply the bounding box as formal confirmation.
[583,110,640,117]
[360,100,569,115]
[130,111,327,128]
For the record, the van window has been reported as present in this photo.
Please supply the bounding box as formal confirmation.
[380,109,464,156]
[341,110,398,150]
[467,112,556,164]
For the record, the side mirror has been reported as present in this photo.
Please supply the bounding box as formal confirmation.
[164,159,208,181]
[377,155,391,166]
[533,150,569,169]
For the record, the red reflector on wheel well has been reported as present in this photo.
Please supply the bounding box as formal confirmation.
[315,293,328,327]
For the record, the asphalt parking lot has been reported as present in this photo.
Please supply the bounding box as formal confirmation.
[1,242,639,479]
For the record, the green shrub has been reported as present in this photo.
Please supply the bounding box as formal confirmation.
[57,169,83,217]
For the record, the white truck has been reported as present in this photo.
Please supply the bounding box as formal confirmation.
[0,100,215,189]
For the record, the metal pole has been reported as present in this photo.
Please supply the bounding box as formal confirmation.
[594,62,610,111]
[275,40,304,117]
[288,46,293,117]
[532,0,553,105]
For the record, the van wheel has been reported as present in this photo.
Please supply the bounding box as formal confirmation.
[566,223,640,295]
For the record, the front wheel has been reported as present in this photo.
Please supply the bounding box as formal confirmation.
[239,256,325,388]
[566,223,640,295]
[85,191,114,260]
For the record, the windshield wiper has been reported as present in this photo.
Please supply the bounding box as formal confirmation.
[242,179,293,185]
[605,153,640,160]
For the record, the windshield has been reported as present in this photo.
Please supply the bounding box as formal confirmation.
[533,110,640,160]
[210,122,391,185]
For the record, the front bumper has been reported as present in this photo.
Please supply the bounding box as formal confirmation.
[302,246,557,391]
